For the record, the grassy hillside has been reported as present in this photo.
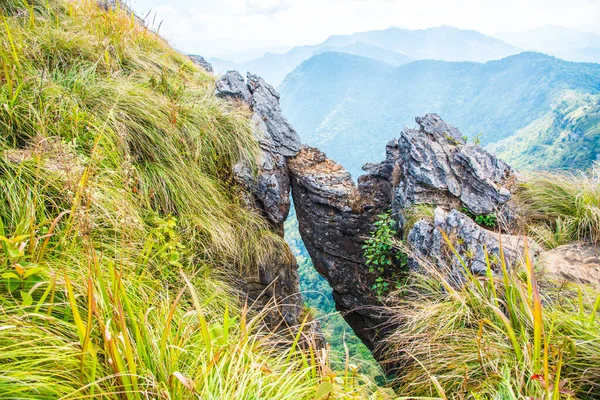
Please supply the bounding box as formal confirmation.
[0,1,378,398]
[279,52,600,177]
[2,1,599,399]
[491,91,600,171]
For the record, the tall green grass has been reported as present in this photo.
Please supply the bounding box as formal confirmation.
[0,0,285,269]
[517,163,600,249]
[383,234,600,399]
[0,1,381,398]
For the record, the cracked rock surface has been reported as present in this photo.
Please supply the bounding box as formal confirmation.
[288,146,396,359]
[216,71,303,330]
[407,208,539,278]
[288,115,533,368]
[217,71,301,227]
[391,114,517,224]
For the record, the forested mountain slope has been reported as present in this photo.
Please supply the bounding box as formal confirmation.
[279,52,600,176]
[490,91,600,170]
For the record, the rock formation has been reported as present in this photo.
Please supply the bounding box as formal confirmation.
[216,71,303,329]
[217,71,301,228]
[189,55,214,74]
[288,146,394,354]
[408,208,538,277]
[390,114,517,224]
[288,114,532,364]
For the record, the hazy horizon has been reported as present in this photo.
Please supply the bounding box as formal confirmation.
[130,0,600,59]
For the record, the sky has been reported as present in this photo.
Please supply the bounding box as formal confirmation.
[130,0,600,59]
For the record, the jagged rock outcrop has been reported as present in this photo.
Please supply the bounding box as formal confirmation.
[288,146,394,355]
[288,114,533,365]
[217,71,301,227]
[216,71,303,329]
[539,243,600,288]
[391,114,517,225]
[189,55,214,74]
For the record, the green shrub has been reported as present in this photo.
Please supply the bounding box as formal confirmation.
[363,212,407,298]
[461,206,497,229]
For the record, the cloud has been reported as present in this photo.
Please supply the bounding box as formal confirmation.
[131,0,600,58]
[245,0,290,14]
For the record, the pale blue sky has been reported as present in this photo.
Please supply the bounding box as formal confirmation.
[130,0,600,58]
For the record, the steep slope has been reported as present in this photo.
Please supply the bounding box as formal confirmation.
[499,25,600,63]
[210,26,520,86]
[279,52,600,177]
[490,91,600,171]
[0,1,377,397]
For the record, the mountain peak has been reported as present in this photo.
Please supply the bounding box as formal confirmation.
[211,26,521,86]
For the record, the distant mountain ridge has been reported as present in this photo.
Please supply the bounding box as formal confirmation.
[499,25,600,64]
[210,26,521,85]
[278,51,600,177]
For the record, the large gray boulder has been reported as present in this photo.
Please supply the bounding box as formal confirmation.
[216,71,301,226]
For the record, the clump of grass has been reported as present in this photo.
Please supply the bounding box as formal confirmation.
[0,0,286,270]
[517,163,600,249]
[0,1,383,398]
[382,232,600,399]
[401,204,435,238]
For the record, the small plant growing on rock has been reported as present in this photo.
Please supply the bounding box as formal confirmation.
[363,212,406,297]
[462,206,497,229]
[444,132,462,146]
[475,213,497,228]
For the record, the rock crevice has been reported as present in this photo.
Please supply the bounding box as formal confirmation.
[216,71,303,329]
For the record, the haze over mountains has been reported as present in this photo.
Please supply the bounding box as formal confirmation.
[498,25,600,64]
[205,23,600,176]
[278,52,600,177]
[209,26,521,86]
